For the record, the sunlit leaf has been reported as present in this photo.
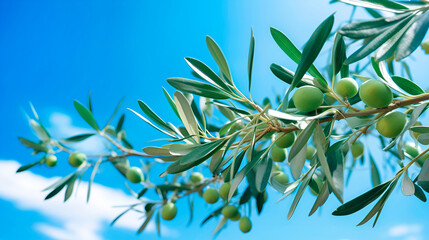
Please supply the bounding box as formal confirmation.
[391,76,424,95]
[270,28,326,85]
[167,78,230,99]
[138,100,176,133]
[18,137,49,152]
[339,0,409,13]
[184,57,231,91]
[345,15,413,64]
[291,14,333,89]
[163,138,228,175]
[73,101,100,131]
[206,36,233,84]
[401,170,415,196]
[174,91,200,143]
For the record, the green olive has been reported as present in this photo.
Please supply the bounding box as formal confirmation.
[126,167,144,183]
[230,212,241,221]
[239,216,252,233]
[222,205,238,219]
[272,163,281,172]
[403,142,428,167]
[271,145,287,162]
[219,182,231,199]
[306,146,316,160]
[161,203,177,221]
[335,77,358,98]
[359,80,393,108]
[275,132,295,148]
[68,152,86,167]
[324,95,337,105]
[203,188,219,204]
[422,40,429,54]
[273,172,289,185]
[292,86,324,112]
[45,155,57,167]
[375,111,407,138]
[404,142,420,158]
[351,141,364,159]
[189,172,204,184]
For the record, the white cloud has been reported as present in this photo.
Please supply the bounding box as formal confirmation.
[48,112,108,155]
[388,224,423,240]
[0,160,159,240]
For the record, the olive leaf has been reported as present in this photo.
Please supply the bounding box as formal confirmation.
[167,78,231,99]
[174,91,200,143]
[18,137,49,153]
[73,100,100,131]
[206,36,233,84]
[162,138,228,175]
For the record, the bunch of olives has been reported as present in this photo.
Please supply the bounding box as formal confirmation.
[291,78,408,139]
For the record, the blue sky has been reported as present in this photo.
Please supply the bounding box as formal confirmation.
[1,0,429,239]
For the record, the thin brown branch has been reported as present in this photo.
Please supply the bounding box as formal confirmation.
[271,93,429,134]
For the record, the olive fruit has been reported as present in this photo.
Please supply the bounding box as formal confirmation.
[359,80,393,108]
[203,188,219,204]
[404,142,419,158]
[271,145,287,162]
[273,172,289,185]
[403,142,428,167]
[324,95,337,105]
[230,212,241,221]
[222,205,238,219]
[422,40,429,54]
[306,146,316,160]
[292,86,324,112]
[375,111,407,138]
[239,216,252,233]
[161,203,177,221]
[351,141,364,159]
[219,182,231,199]
[335,77,358,98]
[126,167,144,183]
[272,163,281,172]
[45,155,57,167]
[68,152,86,167]
[275,132,295,148]
[189,172,204,184]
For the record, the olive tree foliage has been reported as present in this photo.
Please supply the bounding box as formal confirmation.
[16,0,429,235]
